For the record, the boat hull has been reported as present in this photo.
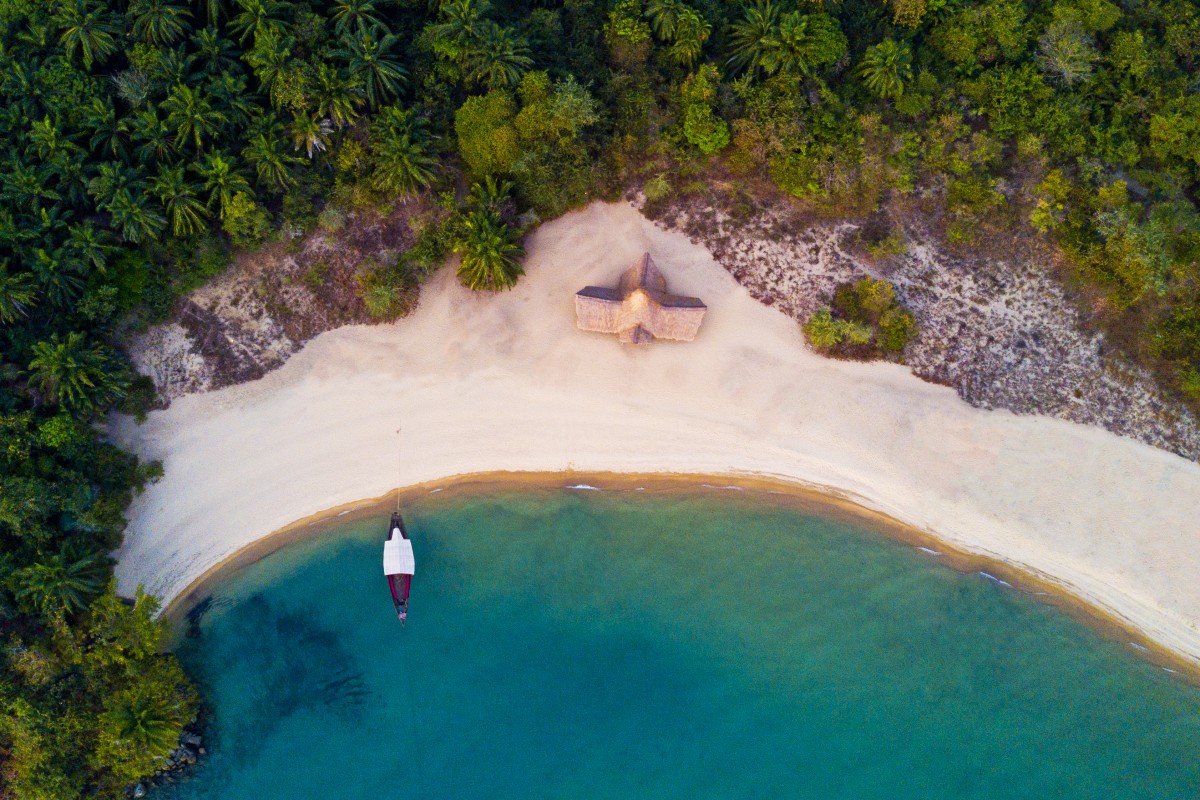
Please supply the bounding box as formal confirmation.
[385,511,412,623]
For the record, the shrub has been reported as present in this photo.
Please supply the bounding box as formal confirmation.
[679,65,730,155]
[804,277,917,359]
[644,174,672,201]
[455,91,520,177]
[222,192,273,249]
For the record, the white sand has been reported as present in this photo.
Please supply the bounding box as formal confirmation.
[111,202,1200,665]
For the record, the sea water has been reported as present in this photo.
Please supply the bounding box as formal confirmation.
[167,489,1200,800]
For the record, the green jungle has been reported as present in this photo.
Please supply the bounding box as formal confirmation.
[1,0,1198,795]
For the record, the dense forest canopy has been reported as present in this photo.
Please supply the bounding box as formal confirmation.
[1,0,1198,795]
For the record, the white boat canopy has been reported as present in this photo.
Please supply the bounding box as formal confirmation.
[383,538,415,576]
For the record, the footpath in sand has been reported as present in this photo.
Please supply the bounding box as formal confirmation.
[111,202,1200,666]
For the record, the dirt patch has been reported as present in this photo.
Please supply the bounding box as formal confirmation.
[127,200,428,401]
[642,190,1200,462]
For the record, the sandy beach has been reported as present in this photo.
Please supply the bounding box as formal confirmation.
[111,201,1200,666]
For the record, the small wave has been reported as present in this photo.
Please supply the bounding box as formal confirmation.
[1163,667,1179,674]
[428,488,444,494]
[1129,642,1149,653]
[567,484,602,491]
[916,546,942,556]
[980,572,1013,588]
[633,487,646,491]
[336,509,354,517]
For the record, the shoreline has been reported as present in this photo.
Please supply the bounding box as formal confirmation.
[113,201,1200,681]
[163,470,1200,684]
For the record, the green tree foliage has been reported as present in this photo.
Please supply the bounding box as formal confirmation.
[27,333,129,415]
[425,0,532,89]
[10,540,108,618]
[368,107,438,195]
[2,0,1200,790]
[728,2,846,79]
[455,91,520,176]
[454,183,526,290]
[804,278,917,358]
[858,39,912,100]
[222,192,273,247]
[454,210,525,291]
[1038,11,1098,85]
[679,65,730,154]
[606,0,653,68]
[56,0,121,69]
[930,0,1029,69]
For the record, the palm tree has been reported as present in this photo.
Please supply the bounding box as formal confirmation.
[161,83,227,151]
[727,0,779,75]
[85,99,130,160]
[130,109,177,165]
[1,162,62,212]
[188,26,241,78]
[242,128,301,191]
[228,0,288,45]
[198,0,228,26]
[205,70,256,129]
[194,153,251,218]
[56,0,119,69]
[466,174,513,214]
[0,262,37,323]
[369,110,437,195]
[428,0,489,63]
[455,209,524,291]
[30,247,87,307]
[645,0,686,40]
[103,687,186,755]
[729,7,844,79]
[331,0,386,37]
[154,46,192,87]
[669,8,710,67]
[28,117,79,161]
[289,115,333,158]
[107,188,168,243]
[66,223,111,272]
[129,0,193,46]
[466,23,533,91]
[151,166,210,235]
[760,12,818,77]
[332,32,408,107]
[87,162,139,211]
[11,540,107,617]
[311,64,364,128]
[27,332,129,413]
[858,38,911,99]
[243,27,294,105]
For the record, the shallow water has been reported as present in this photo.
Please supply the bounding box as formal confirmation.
[168,489,1200,800]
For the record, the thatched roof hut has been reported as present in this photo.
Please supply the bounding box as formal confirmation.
[575,253,706,344]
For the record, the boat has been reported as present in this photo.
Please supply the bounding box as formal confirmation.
[383,510,415,624]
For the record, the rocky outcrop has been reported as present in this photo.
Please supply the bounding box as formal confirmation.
[127,728,206,798]
[126,203,424,402]
[651,200,1200,461]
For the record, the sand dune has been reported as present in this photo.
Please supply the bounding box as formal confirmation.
[111,202,1200,666]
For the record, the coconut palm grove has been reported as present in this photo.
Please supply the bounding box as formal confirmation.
[0,0,1198,795]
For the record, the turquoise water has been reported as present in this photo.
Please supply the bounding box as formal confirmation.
[169,489,1200,800]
